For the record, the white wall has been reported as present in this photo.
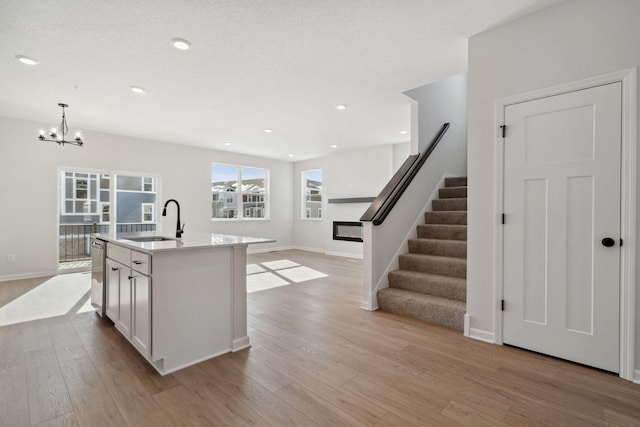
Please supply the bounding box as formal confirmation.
[0,116,293,280]
[363,74,468,309]
[292,144,397,258]
[467,0,640,368]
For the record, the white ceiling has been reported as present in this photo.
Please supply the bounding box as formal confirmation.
[0,0,562,161]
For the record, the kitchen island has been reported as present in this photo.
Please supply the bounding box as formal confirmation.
[93,232,273,375]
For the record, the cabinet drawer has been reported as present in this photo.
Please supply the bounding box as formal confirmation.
[131,251,151,275]
[107,243,131,266]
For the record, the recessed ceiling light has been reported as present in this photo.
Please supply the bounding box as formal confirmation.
[399,130,408,135]
[171,38,192,50]
[335,104,347,111]
[264,128,273,133]
[224,142,232,146]
[288,154,294,157]
[15,55,39,65]
[330,145,338,148]
[130,86,146,94]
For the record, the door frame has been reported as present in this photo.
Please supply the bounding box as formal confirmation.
[492,68,637,381]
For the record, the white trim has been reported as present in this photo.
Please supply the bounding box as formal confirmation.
[0,270,58,282]
[493,68,637,380]
[468,328,495,344]
[464,313,471,337]
[633,369,640,385]
[325,251,363,259]
[232,336,251,351]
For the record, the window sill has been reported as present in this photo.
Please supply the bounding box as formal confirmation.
[300,218,323,221]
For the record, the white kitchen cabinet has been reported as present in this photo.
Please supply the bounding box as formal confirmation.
[105,258,124,322]
[106,244,149,353]
[116,267,132,337]
[131,270,151,358]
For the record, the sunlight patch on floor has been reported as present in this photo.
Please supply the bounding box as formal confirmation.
[0,273,93,327]
[276,266,328,283]
[246,259,328,293]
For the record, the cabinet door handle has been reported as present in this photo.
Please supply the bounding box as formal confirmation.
[111,267,119,271]
[133,260,143,265]
[128,275,135,280]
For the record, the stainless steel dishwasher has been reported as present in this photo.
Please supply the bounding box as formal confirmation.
[90,237,106,317]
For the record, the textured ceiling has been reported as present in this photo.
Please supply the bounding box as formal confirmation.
[0,0,562,160]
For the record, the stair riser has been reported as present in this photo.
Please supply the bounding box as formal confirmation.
[399,255,466,278]
[424,211,467,225]
[444,177,467,187]
[417,225,467,241]
[377,291,465,331]
[388,271,466,302]
[439,187,467,199]
[432,198,467,211]
[408,239,467,258]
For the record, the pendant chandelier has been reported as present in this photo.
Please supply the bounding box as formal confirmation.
[38,103,84,147]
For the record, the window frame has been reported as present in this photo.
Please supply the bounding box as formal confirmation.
[141,203,155,223]
[211,163,270,221]
[301,169,323,221]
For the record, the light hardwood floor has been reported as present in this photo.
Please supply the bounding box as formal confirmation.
[1,249,640,426]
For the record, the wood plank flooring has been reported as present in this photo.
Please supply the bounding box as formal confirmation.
[1,249,640,426]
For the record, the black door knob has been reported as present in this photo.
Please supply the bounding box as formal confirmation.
[602,237,615,247]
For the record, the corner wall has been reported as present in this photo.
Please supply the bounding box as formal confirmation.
[467,0,640,370]
[0,116,293,280]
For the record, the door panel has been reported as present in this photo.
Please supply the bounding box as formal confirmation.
[503,82,621,373]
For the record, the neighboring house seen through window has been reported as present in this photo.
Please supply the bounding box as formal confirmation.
[302,169,322,220]
[211,163,268,220]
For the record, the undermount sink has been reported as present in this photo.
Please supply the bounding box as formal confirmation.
[125,236,177,242]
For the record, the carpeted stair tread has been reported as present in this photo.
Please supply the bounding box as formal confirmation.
[388,269,466,302]
[377,288,465,331]
[432,198,467,211]
[445,177,467,187]
[399,253,466,278]
[424,211,467,225]
[417,224,467,241]
[408,238,467,258]
[439,186,467,199]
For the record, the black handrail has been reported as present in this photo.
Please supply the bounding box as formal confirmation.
[360,123,450,225]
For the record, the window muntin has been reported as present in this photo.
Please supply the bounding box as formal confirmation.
[141,203,154,223]
[302,170,322,220]
[62,172,101,215]
[212,164,268,220]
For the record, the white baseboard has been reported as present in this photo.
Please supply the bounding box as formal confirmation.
[291,246,326,254]
[468,328,495,344]
[0,270,58,282]
[325,250,363,259]
[464,313,470,337]
[232,336,251,352]
[634,369,640,384]
[360,300,379,311]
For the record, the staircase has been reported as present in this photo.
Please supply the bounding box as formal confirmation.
[377,176,467,330]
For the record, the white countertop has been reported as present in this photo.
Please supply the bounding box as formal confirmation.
[93,231,274,254]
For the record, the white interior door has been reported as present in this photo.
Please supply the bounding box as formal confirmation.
[503,82,622,372]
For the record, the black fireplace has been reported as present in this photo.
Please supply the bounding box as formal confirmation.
[333,221,363,242]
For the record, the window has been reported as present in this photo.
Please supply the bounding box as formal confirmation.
[100,203,110,223]
[142,203,154,223]
[62,172,100,215]
[212,164,269,220]
[302,170,322,220]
